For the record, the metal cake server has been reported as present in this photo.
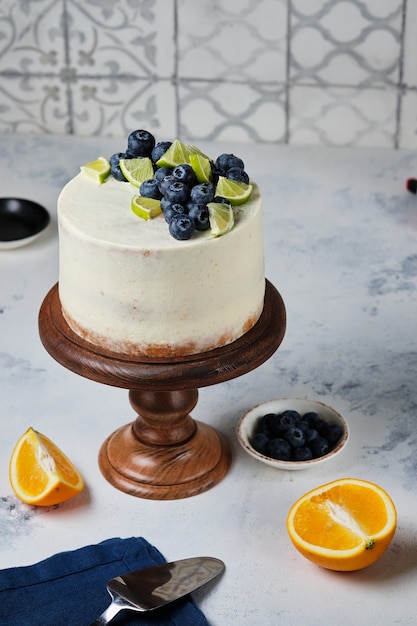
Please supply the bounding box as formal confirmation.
[89,556,225,625]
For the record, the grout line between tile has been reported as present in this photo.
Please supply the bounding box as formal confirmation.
[396,0,408,149]
[2,70,412,92]
[62,0,73,135]
[173,0,180,138]
[285,0,291,145]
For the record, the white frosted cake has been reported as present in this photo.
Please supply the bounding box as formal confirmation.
[57,135,265,357]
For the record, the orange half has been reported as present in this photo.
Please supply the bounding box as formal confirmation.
[9,427,84,506]
[286,478,396,571]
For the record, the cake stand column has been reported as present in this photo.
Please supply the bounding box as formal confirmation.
[99,388,232,499]
[38,280,286,500]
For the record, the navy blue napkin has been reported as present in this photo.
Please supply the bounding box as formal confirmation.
[0,537,209,626]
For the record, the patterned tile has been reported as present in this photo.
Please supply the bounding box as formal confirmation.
[177,0,287,142]
[71,78,176,138]
[0,0,66,74]
[66,0,175,79]
[400,0,417,150]
[289,85,397,147]
[0,0,416,147]
[179,81,286,143]
[399,91,417,150]
[0,0,69,132]
[403,0,417,87]
[0,0,176,136]
[0,75,69,134]
[290,0,403,87]
[65,0,176,136]
[177,0,287,82]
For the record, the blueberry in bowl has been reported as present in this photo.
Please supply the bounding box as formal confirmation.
[237,398,349,470]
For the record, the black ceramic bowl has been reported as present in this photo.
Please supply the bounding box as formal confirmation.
[0,197,50,249]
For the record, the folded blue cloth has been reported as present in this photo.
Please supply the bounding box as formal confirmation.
[0,537,209,626]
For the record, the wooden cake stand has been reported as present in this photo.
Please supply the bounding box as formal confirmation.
[38,280,286,500]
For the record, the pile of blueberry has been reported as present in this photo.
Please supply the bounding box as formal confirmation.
[109,129,250,241]
[250,409,344,462]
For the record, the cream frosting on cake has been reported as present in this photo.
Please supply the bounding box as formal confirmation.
[57,173,265,357]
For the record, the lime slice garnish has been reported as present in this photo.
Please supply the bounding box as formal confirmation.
[80,156,111,184]
[131,195,162,221]
[155,139,191,168]
[187,144,210,159]
[215,176,253,206]
[156,139,210,168]
[119,157,154,187]
[207,202,234,237]
[189,153,212,184]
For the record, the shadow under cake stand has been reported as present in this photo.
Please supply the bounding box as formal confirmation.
[38,280,286,500]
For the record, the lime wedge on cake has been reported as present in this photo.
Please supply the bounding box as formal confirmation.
[119,157,154,187]
[207,202,234,237]
[80,156,111,184]
[155,140,191,168]
[131,195,162,221]
[215,176,253,206]
[156,140,210,169]
[188,144,210,159]
[189,153,212,183]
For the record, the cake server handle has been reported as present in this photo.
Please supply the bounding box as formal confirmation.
[89,598,122,625]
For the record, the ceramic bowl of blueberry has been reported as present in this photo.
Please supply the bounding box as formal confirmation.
[237,398,349,470]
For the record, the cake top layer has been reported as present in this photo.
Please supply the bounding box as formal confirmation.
[60,130,260,248]
[58,174,261,250]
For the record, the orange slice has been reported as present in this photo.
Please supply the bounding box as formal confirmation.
[9,427,84,506]
[286,478,397,571]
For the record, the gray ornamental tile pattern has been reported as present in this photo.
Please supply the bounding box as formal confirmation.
[178,81,287,143]
[289,85,398,147]
[0,0,176,136]
[177,0,288,82]
[403,0,417,87]
[290,0,403,87]
[0,0,416,148]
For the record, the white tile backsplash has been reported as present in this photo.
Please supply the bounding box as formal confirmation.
[0,0,66,74]
[178,0,287,82]
[179,81,287,142]
[289,85,398,147]
[66,0,175,79]
[290,1,403,87]
[0,76,70,135]
[0,0,416,149]
[403,0,417,88]
[399,90,417,149]
[71,78,177,139]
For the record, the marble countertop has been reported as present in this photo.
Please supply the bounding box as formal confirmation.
[1,134,417,625]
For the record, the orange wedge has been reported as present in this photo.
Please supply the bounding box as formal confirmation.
[286,478,396,571]
[9,427,84,506]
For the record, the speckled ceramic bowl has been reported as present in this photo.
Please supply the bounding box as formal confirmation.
[237,398,349,470]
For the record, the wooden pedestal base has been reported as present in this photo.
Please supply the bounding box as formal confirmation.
[99,389,231,499]
[38,280,286,500]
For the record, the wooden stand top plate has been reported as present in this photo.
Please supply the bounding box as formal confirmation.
[38,279,286,392]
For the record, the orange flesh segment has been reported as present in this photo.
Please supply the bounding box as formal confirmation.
[16,438,50,494]
[293,484,389,550]
[38,433,82,485]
